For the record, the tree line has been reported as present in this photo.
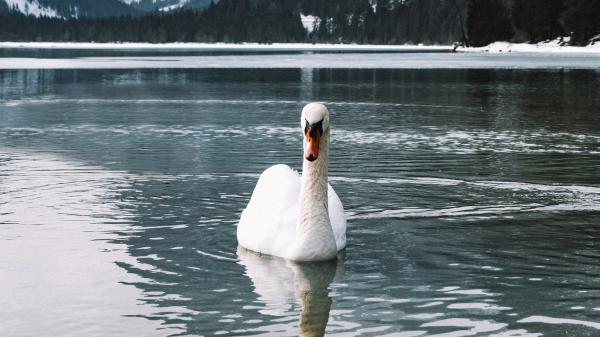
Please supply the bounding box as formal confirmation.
[0,0,598,46]
[467,0,600,46]
[0,0,305,43]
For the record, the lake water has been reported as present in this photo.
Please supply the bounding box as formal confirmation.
[1,52,600,337]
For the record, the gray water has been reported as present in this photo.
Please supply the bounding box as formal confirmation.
[3,50,600,69]
[1,62,600,337]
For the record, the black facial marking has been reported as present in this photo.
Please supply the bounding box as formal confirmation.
[305,119,323,139]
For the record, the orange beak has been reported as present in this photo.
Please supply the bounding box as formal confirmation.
[304,129,320,162]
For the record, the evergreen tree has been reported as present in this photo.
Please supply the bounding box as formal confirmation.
[466,0,514,47]
[562,0,600,45]
[1,0,598,46]
[513,0,564,43]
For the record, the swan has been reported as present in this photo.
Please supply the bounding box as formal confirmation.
[237,102,346,261]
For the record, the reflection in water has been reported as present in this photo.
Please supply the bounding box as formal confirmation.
[0,148,182,337]
[237,247,341,337]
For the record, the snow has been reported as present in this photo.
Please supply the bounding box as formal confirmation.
[3,0,61,18]
[1,41,600,70]
[70,5,79,19]
[2,40,598,54]
[158,0,189,12]
[460,37,600,54]
[158,4,183,12]
[300,14,318,34]
[119,0,191,12]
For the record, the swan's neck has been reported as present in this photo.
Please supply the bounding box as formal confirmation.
[295,130,337,261]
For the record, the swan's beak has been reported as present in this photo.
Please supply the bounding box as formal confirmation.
[304,123,322,162]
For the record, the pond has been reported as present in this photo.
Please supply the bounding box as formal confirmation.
[1,55,600,336]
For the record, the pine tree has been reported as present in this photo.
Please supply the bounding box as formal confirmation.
[466,0,514,47]
[513,0,563,43]
[562,0,600,45]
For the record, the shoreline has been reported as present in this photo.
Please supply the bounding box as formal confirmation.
[0,42,452,52]
[459,40,600,54]
[1,41,599,69]
[0,41,599,54]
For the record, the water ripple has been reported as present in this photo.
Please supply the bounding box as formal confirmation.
[4,123,598,155]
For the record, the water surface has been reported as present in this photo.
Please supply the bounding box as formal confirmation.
[1,64,600,336]
[2,50,600,69]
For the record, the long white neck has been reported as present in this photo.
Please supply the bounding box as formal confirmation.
[294,130,337,261]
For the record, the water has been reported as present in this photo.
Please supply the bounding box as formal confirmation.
[2,50,600,69]
[1,58,600,337]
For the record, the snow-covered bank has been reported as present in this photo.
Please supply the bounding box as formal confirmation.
[2,41,599,54]
[2,40,600,70]
[460,38,600,54]
[0,42,452,52]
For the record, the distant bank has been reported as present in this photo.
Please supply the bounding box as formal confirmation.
[1,42,599,54]
[459,38,600,54]
[0,42,452,53]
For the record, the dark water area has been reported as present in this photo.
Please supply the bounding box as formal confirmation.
[1,66,600,336]
[0,48,449,59]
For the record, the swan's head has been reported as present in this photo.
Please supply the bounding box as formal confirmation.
[301,103,330,162]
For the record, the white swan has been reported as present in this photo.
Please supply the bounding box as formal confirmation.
[237,102,346,261]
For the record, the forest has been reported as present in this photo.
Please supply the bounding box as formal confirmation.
[0,0,599,46]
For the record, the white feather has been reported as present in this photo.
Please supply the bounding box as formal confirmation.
[237,164,346,256]
[237,103,346,261]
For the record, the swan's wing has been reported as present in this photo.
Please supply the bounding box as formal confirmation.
[327,184,347,251]
[238,164,300,256]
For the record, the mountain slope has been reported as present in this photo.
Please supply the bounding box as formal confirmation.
[1,0,139,17]
[0,0,215,18]
[124,0,214,13]
[2,0,62,17]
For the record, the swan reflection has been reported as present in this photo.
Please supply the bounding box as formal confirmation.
[237,246,343,337]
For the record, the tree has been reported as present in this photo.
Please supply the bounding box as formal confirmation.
[513,0,564,43]
[466,0,514,47]
[562,0,600,45]
[450,0,469,46]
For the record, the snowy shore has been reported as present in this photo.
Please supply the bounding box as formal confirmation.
[1,41,599,54]
[459,39,600,54]
[1,40,599,69]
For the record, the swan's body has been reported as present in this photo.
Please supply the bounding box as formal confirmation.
[237,164,346,260]
[237,103,346,261]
